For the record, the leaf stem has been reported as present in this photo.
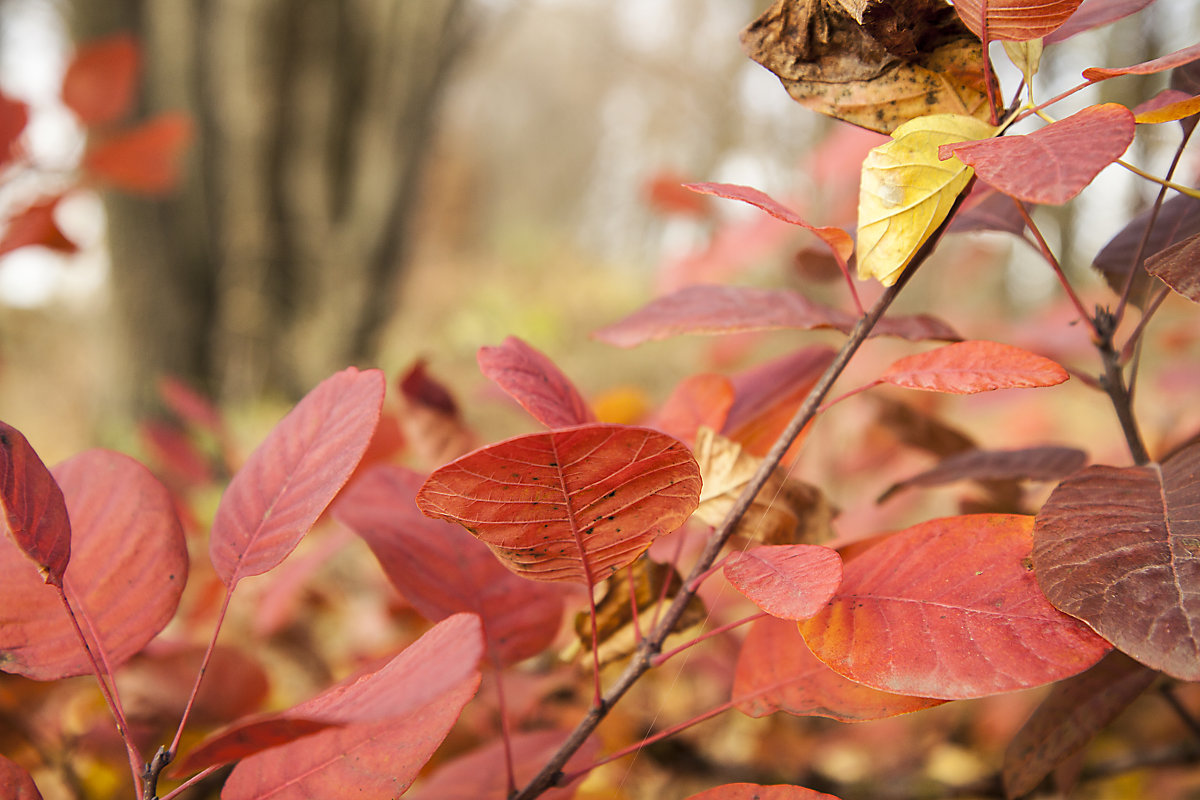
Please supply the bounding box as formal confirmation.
[509,185,966,800]
[1115,159,1200,199]
[651,612,767,667]
[1011,199,1100,339]
[168,587,235,760]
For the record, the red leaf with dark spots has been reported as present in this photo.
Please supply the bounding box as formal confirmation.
[478,336,595,428]
[594,285,959,347]
[685,182,853,264]
[334,465,566,666]
[0,195,78,258]
[723,545,842,620]
[942,105,1135,205]
[84,113,192,194]
[881,341,1069,394]
[62,33,139,125]
[408,729,600,800]
[0,422,70,585]
[800,515,1110,699]
[734,617,943,722]
[0,450,186,680]
[953,0,1083,41]
[1003,652,1156,798]
[417,424,701,585]
[210,367,384,588]
[1034,442,1200,679]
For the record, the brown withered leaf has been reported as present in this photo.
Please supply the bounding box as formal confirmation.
[742,0,998,134]
[571,557,705,666]
[874,396,975,457]
[693,427,837,546]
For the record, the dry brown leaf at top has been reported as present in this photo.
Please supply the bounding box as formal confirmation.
[741,0,998,134]
[570,557,706,666]
[693,427,837,547]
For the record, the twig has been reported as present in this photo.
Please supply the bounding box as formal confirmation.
[1094,307,1151,466]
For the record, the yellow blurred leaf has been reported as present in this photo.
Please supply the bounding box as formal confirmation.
[1135,93,1200,124]
[857,114,997,286]
[741,0,998,134]
[693,427,836,546]
[591,384,650,425]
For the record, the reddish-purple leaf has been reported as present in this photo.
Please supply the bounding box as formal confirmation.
[221,675,478,800]
[724,346,836,458]
[408,729,600,800]
[799,515,1111,699]
[953,0,1083,41]
[880,340,1069,394]
[0,422,70,585]
[949,185,1029,237]
[1083,41,1200,80]
[334,465,567,666]
[0,450,186,680]
[0,754,42,800]
[1145,231,1200,303]
[1044,0,1157,43]
[416,424,701,584]
[1093,192,1200,305]
[210,367,384,588]
[593,285,959,347]
[733,617,943,722]
[685,785,844,800]
[684,182,854,264]
[1003,651,1156,798]
[179,613,483,775]
[1034,443,1200,680]
[62,33,139,126]
[880,446,1088,501]
[723,545,842,620]
[477,336,596,428]
[942,105,1134,205]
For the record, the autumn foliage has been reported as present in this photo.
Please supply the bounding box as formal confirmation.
[4,3,1200,800]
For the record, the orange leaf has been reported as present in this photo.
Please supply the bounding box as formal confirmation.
[686,785,843,800]
[723,545,842,620]
[62,33,139,125]
[416,424,701,585]
[0,195,78,258]
[84,113,192,194]
[953,0,1083,42]
[1084,41,1200,81]
[881,340,1069,394]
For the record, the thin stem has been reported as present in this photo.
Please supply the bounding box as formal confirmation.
[491,652,518,797]
[651,612,767,667]
[1121,284,1170,360]
[628,565,644,645]
[169,588,235,756]
[652,531,688,632]
[1116,159,1200,199]
[684,552,732,593]
[1012,199,1100,338]
[158,765,221,800]
[1160,683,1200,742]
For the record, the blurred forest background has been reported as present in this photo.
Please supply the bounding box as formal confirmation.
[0,0,1197,464]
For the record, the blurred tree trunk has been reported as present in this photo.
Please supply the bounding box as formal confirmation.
[71,0,470,410]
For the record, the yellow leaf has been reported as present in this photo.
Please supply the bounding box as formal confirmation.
[1135,93,1200,124]
[857,114,997,286]
[1003,39,1043,85]
[693,427,836,546]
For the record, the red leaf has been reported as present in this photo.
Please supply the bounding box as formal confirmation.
[408,729,601,800]
[723,545,842,620]
[1033,442,1200,680]
[334,465,567,666]
[62,33,139,125]
[880,446,1088,501]
[179,613,483,774]
[83,113,192,194]
[157,376,223,432]
[942,105,1135,205]
[1083,41,1200,81]
[0,195,78,258]
[734,617,942,721]
[724,346,836,457]
[593,285,959,347]
[416,424,701,585]
[1145,231,1200,303]
[0,754,42,800]
[953,0,1083,41]
[652,373,735,446]
[686,784,843,800]
[799,515,1111,699]
[397,360,478,466]
[221,675,478,800]
[1002,652,1155,798]
[684,182,853,265]
[1045,0,1157,43]
[0,450,186,680]
[139,420,214,487]
[645,172,712,217]
[0,422,70,585]
[880,340,1069,394]
[210,367,384,588]
[477,336,596,428]
[948,185,1029,237]
[0,92,28,168]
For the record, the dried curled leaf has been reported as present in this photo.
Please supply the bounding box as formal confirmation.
[742,0,997,134]
[857,114,996,285]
